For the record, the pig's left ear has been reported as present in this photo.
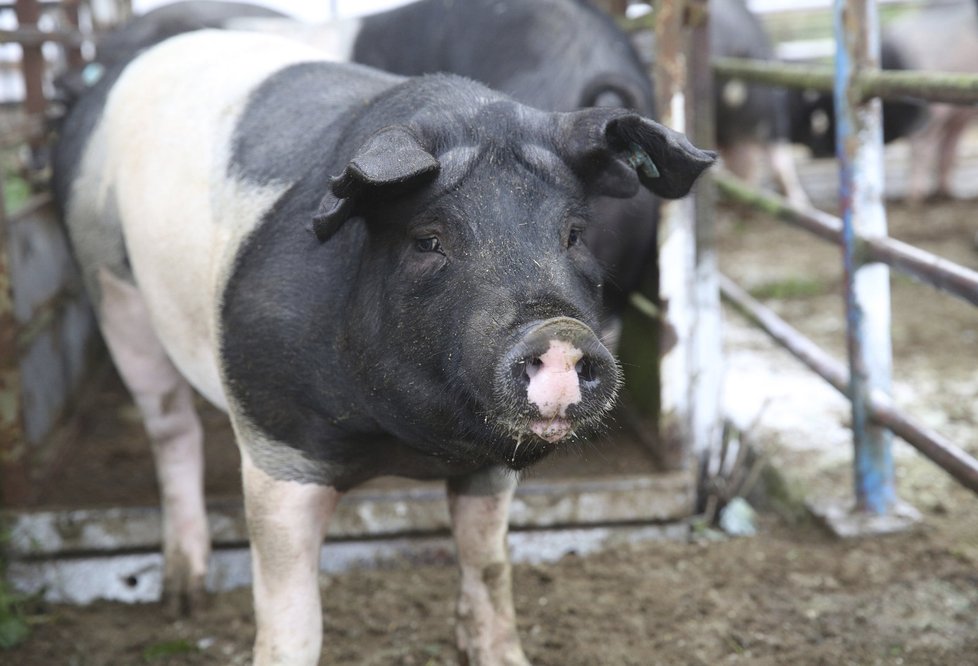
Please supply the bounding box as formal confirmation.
[311,126,440,242]
[558,109,716,200]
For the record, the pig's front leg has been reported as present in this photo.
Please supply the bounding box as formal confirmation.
[240,447,341,666]
[448,467,530,666]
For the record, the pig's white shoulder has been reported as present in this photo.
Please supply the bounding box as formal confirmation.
[95,30,331,408]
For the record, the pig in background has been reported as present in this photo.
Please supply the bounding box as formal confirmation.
[886,0,978,203]
[53,14,714,666]
[632,0,813,207]
[787,38,929,163]
[787,0,978,208]
[710,0,812,207]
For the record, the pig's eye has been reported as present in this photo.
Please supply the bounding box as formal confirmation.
[415,236,444,254]
[567,227,584,248]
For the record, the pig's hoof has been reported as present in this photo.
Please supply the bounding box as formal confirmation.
[161,552,209,618]
[456,640,531,666]
[161,575,208,618]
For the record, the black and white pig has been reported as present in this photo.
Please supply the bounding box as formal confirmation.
[788,3,978,205]
[68,0,661,319]
[788,39,928,162]
[52,29,713,665]
[54,0,285,105]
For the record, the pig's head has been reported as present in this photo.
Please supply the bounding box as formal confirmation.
[314,85,714,470]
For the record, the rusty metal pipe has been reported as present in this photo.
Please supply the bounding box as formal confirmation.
[719,274,978,496]
[713,57,978,106]
[715,173,978,308]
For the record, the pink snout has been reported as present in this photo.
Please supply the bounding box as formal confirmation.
[501,317,619,443]
[525,340,584,441]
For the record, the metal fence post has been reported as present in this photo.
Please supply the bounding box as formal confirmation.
[832,0,915,527]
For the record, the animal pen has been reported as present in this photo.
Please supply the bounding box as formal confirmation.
[709,0,978,531]
[0,0,976,606]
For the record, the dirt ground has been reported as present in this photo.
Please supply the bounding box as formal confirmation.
[6,509,977,666]
[5,189,978,664]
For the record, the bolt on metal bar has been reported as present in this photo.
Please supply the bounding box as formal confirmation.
[714,172,978,308]
[713,57,978,106]
[719,274,978,496]
[835,0,895,515]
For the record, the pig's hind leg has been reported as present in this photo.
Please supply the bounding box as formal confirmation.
[448,468,531,666]
[96,267,210,616]
[934,107,976,200]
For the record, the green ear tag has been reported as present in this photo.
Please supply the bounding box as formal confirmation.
[626,143,660,180]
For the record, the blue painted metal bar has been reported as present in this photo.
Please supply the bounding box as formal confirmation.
[834,0,896,514]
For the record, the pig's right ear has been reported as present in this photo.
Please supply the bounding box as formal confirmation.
[311,126,440,242]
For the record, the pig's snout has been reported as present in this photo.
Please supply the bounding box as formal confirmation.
[501,317,619,443]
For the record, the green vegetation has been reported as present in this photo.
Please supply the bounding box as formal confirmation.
[2,150,32,211]
[143,639,199,661]
[759,464,811,525]
[0,587,30,649]
[748,277,826,300]
[0,530,29,650]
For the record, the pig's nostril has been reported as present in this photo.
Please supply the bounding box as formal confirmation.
[513,357,543,386]
[575,357,598,387]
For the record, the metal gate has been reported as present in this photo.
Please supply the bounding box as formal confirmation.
[707,0,978,532]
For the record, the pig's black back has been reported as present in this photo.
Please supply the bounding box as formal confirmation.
[353,0,654,114]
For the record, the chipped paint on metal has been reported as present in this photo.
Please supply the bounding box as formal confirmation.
[833,0,896,515]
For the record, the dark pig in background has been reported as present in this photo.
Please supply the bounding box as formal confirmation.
[789,1,978,207]
[709,0,812,207]
[885,0,978,202]
[52,29,713,666]
[788,38,929,160]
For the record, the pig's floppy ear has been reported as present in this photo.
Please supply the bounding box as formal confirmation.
[311,126,440,242]
[558,108,716,200]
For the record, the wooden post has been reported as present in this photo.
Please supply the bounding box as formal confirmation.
[62,0,85,70]
[15,0,45,170]
[655,0,721,460]
[687,0,723,463]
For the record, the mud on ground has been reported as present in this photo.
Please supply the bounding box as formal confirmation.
[5,197,978,665]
